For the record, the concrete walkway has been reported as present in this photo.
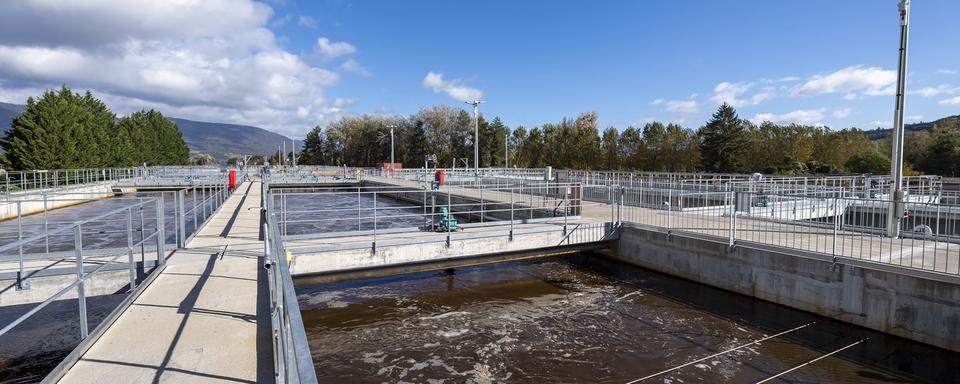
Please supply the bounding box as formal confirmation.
[58,181,272,384]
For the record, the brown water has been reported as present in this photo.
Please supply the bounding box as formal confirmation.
[297,255,960,383]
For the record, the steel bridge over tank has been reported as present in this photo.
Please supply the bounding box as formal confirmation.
[0,165,958,383]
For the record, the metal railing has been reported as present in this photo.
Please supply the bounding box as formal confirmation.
[2,167,139,200]
[619,183,960,276]
[262,177,319,384]
[1,184,233,289]
[0,196,167,339]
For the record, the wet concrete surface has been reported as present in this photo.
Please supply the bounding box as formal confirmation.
[296,255,960,383]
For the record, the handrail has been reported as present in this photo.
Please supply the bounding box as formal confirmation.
[262,175,319,384]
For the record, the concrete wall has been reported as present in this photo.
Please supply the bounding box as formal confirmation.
[1,183,116,221]
[611,223,960,352]
[290,224,613,276]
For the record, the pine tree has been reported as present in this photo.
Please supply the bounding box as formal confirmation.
[699,103,748,172]
[1,86,119,170]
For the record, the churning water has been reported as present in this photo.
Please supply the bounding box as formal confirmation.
[297,255,960,383]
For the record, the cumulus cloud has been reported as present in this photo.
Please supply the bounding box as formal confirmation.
[792,65,896,98]
[664,100,699,114]
[935,69,958,75]
[422,71,482,102]
[339,58,372,77]
[750,109,826,125]
[832,108,852,119]
[940,96,960,106]
[914,85,956,98]
[315,37,356,60]
[298,15,318,29]
[0,0,359,138]
[710,81,773,108]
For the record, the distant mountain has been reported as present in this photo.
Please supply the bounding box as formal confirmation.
[864,115,960,140]
[0,102,298,160]
[169,117,300,160]
[0,102,24,132]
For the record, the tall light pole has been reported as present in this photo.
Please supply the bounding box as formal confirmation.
[388,124,396,176]
[886,0,910,238]
[505,128,509,169]
[465,99,484,175]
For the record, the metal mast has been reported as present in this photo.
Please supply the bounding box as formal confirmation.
[465,99,484,176]
[886,0,910,238]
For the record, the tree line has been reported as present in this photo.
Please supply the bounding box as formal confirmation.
[298,103,930,175]
[1,86,190,170]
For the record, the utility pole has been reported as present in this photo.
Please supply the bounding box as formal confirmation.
[282,141,286,167]
[389,124,396,170]
[465,99,484,176]
[886,0,910,238]
[505,129,509,169]
[291,139,297,167]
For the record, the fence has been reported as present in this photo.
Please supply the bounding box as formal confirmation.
[0,196,166,339]
[2,168,139,200]
[262,178,319,384]
[618,183,960,276]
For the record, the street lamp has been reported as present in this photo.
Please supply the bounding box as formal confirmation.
[465,99,484,176]
[886,0,910,238]
[388,124,396,177]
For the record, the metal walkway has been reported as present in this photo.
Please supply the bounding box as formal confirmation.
[56,180,272,383]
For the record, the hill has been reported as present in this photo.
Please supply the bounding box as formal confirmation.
[168,117,299,160]
[864,115,960,140]
[0,103,298,160]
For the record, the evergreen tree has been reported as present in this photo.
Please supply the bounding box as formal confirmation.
[300,126,326,165]
[1,86,121,169]
[699,103,748,172]
[120,109,189,165]
[600,127,620,170]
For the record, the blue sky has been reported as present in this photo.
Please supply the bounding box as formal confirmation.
[0,0,958,138]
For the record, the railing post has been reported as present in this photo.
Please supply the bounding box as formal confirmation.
[126,207,136,291]
[667,188,673,230]
[156,194,166,266]
[193,187,198,230]
[446,190,452,247]
[177,189,186,248]
[832,197,840,256]
[509,187,514,241]
[728,192,736,248]
[43,193,50,254]
[16,201,28,290]
[372,192,377,254]
[75,225,89,339]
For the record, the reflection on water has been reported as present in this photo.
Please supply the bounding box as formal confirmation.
[0,294,124,384]
[297,255,960,383]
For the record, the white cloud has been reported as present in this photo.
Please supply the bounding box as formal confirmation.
[940,96,960,106]
[422,71,482,102]
[710,81,773,108]
[315,37,356,60]
[832,108,852,119]
[651,99,664,105]
[914,85,956,98]
[664,100,699,114]
[935,69,958,75]
[298,15,318,29]
[339,58,371,77]
[750,109,826,125]
[0,0,358,138]
[792,65,896,97]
